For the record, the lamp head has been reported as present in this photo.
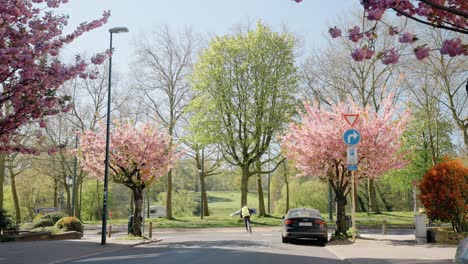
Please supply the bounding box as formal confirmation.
[109,27,129,34]
[66,175,73,186]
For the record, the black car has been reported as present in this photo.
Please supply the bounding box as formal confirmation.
[281,208,328,244]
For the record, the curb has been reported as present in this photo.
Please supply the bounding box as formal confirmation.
[130,238,162,247]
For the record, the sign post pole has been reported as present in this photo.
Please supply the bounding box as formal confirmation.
[351,170,356,242]
[343,114,360,243]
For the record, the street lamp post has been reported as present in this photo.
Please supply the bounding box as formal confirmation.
[66,175,73,215]
[101,26,129,246]
[71,131,78,217]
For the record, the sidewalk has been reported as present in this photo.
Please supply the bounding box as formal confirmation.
[326,231,457,264]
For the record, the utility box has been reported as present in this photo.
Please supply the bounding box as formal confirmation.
[414,214,427,242]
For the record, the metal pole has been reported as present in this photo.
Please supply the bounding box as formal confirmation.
[101,31,113,245]
[72,132,78,217]
[328,181,333,221]
[413,183,417,215]
[351,170,356,242]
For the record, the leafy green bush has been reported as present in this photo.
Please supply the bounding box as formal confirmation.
[54,217,83,233]
[32,213,44,223]
[274,180,328,215]
[43,212,67,223]
[158,190,197,217]
[31,226,60,233]
[32,218,55,228]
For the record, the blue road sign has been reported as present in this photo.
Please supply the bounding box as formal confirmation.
[343,129,361,146]
[347,164,358,171]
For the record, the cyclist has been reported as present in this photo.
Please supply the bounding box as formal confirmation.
[240,204,252,233]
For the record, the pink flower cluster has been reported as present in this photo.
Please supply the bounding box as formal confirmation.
[381,48,399,65]
[281,94,410,180]
[0,0,109,153]
[414,46,431,60]
[78,122,180,184]
[348,26,363,42]
[351,47,374,61]
[440,38,468,57]
[293,0,467,64]
[398,32,417,44]
[328,26,341,38]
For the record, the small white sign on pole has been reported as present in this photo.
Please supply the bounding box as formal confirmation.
[347,146,358,165]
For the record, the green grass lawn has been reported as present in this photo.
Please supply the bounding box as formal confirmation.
[84,191,417,229]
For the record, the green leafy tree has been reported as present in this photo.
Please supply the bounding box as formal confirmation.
[189,22,299,211]
[385,107,454,193]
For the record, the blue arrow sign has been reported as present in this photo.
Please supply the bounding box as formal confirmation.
[343,129,361,146]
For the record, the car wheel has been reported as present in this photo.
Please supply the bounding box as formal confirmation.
[320,238,327,246]
[282,236,289,243]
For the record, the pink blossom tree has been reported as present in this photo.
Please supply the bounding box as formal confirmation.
[281,95,410,237]
[293,0,467,63]
[0,0,110,154]
[77,122,179,237]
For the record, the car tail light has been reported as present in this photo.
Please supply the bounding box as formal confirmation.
[314,219,326,227]
[284,219,295,225]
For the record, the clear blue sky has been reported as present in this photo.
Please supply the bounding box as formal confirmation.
[59,0,356,74]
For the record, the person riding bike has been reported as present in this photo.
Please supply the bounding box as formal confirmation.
[241,204,252,233]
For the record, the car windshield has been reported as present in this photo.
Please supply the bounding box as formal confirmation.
[288,209,321,218]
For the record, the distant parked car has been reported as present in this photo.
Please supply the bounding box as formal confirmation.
[229,208,257,217]
[281,208,328,245]
[148,205,166,218]
[454,238,468,264]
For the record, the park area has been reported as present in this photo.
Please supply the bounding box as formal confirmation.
[0,0,466,250]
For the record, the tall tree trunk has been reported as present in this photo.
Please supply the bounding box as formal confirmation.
[9,168,20,224]
[201,175,209,216]
[130,193,134,215]
[240,164,250,208]
[166,169,173,219]
[283,162,289,214]
[203,190,209,217]
[146,189,150,218]
[132,186,144,237]
[53,179,58,208]
[0,153,6,211]
[354,180,361,212]
[335,193,348,237]
[257,175,266,216]
[369,178,379,213]
[78,176,83,220]
[96,179,101,220]
[256,159,266,216]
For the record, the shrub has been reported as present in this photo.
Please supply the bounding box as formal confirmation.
[0,209,17,242]
[55,217,83,233]
[32,218,55,229]
[420,158,468,233]
[32,213,44,223]
[43,212,67,224]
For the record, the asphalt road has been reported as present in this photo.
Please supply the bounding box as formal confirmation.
[67,230,340,264]
[0,228,454,264]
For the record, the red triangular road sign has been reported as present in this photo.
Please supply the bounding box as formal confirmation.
[344,114,359,127]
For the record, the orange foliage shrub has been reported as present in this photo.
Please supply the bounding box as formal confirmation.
[419,158,468,232]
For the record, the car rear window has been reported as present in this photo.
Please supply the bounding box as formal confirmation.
[288,210,321,218]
